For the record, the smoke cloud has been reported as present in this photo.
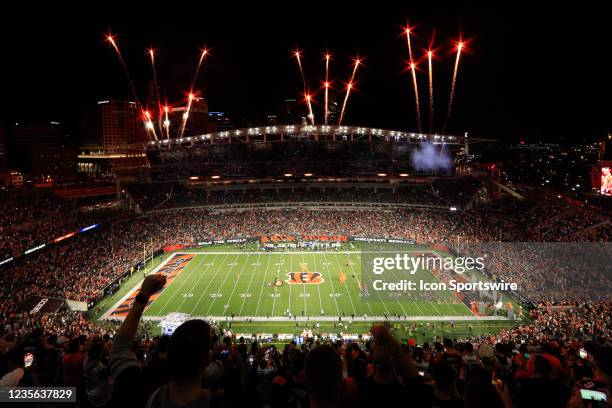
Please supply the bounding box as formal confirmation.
[410,142,453,172]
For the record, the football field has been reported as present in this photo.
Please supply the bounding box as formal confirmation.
[108,250,473,319]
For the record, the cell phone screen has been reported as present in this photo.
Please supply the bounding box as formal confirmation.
[580,389,607,402]
[579,348,588,359]
[24,352,34,368]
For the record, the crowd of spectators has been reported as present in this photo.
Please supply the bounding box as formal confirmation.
[128,183,449,212]
[1,288,610,407]
[3,182,608,260]
[0,188,128,259]
[0,188,76,259]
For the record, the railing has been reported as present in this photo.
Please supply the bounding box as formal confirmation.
[144,200,452,215]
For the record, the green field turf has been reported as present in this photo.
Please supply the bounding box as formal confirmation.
[136,250,473,319]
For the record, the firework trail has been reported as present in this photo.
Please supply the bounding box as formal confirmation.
[410,62,422,133]
[106,34,139,105]
[443,41,463,133]
[144,110,159,140]
[305,94,315,125]
[405,26,415,63]
[106,34,156,139]
[179,48,209,139]
[338,58,361,126]
[427,49,434,133]
[179,93,195,139]
[163,105,171,139]
[294,51,306,86]
[189,48,209,93]
[405,26,421,133]
[294,50,315,124]
[324,53,331,125]
[148,48,164,137]
[305,96,315,125]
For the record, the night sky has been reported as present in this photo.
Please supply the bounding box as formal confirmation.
[1,2,610,142]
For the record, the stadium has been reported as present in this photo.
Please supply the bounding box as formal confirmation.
[2,125,611,405]
[1,5,611,408]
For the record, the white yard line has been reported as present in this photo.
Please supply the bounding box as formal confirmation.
[286,253,291,315]
[422,252,452,316]
[300,253,308,316]
[238,253,264,316]
[254,253,274,316]
[136,315,511,322]
[329,252,359,316]
[310,253,325,315]
[222,254,255,316]
[382,260,412,317]
[339,252,378,316]
[432,250,474,316]
[206,254,244,315]
[173,254,221,313]
[170,250,429,255]
[158,255,211,315]
[272,253,285,316]
[319,252,341,316]
[189,254,230,315]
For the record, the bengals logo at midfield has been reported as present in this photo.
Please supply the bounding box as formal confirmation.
[286,272,324,285]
